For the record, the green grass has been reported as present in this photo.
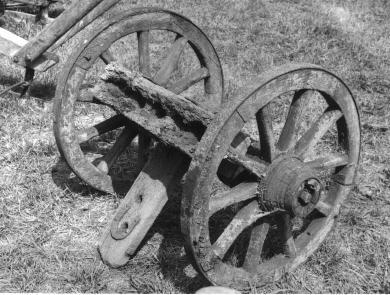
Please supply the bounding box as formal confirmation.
[1,0,389,293]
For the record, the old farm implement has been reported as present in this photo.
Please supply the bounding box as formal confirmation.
[0,0,361,290]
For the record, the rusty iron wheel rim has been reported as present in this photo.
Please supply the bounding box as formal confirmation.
[181,64,360,290]
[54,7,224,194]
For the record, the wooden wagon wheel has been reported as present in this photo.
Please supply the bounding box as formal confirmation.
[181,64,360,290]
[53,7,224,194]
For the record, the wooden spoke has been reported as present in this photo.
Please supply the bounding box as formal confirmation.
[153,36,188,86]
[136,129,152,171]
[212,201,271,259]
[100,48,116,65]
[137,31,152,172]
[217,133,254,184]
[257,104,276,162]
[77,115,126,143]
[315,200,333,217]
[306,153,349,170]
[231,131,252,155]
[277,90,308,151]
[209,182,258,215]
[226,149,268,179]
[243,222,270,272]
[137,31,151,76]
[280,214,297,258]
[96,125,138,173]
[314,190,333,217]
[168,67,209,94]
[294,108,343,158]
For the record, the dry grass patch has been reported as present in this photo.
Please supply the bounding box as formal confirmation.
[1,0,389,293]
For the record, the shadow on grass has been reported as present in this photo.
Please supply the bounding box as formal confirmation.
[50,152,208,292]
[51,157,134,197]
[50,145,207,292]
[0,72,56,101]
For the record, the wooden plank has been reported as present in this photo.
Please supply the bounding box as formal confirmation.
[0,27,58,71]
[0,27,28,57]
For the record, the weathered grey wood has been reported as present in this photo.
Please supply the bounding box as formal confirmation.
[77,114,125,143]
[256,105,275,162]
[0,27,57,71]
[225,150,268,179]
[14,0,117,65]
[315,200,332,216]
[277,90,308,151]
[90,82,199,155]
[136,130,151,172]
[168,67,209,94]
[100,49,116,65]
[153,36,187,86]
[137,31,151,76]
[101,63,214,126]
[96,124,138,173]
[208,182,258,215]
[136,30,152,172]
[306,153,349,169]
[281,214,296,257]
[211,201,272,258]
[90,72,265,174]
[51,0,118,51]
[243,222,270,272]
[294,108,342,158]
[0,27,28,57]
[98,144,187,267]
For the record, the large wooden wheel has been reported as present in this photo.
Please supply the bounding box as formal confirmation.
[54,7,224,194]
[181,64,360,290]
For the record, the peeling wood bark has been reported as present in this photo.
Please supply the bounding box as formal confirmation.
[101,63,215,126]
[90,81,200,156]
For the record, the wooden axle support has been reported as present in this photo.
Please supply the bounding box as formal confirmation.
[95,63,256,267]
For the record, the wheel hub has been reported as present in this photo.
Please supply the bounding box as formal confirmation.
[258,157,323,217]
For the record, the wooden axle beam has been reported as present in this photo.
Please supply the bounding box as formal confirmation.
[90,63,266,179]
[90,63,215,156]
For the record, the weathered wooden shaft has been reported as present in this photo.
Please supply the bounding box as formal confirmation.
[91,63,215,156]
[51,0,119,51]
[14,0,117,66]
